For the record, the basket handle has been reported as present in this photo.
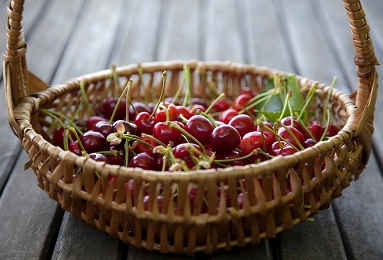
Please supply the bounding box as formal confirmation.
[3,0,379,135]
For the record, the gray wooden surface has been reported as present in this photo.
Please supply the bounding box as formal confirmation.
[1,0,383,259]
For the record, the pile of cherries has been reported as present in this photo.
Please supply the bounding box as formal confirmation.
[52,83,339,173]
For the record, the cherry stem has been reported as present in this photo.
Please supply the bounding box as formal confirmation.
[66,126,88,155]
[137,63,148,104]
[109,79,133,124]
[41,109,84,136]
[214,149,258,163]
[279,91,292,121]
[171,72,186,105]
[193,108,217,127]
[79,81,95,116]
[110,64,119,98]
[205,93,225,114]
[276,121,305,150]
[319,108,331,141]
[182,65,192,107]
[141,133,166,147]
[148,71,167,122]
[296,82,318,123]
[322,77,337,126]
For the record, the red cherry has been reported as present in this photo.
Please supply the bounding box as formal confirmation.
[172,143,202,169]
[134,112,157,134]
[240,131,270,161]
[53,127,75,149]
[128,152,157,170]
[185,115,214,145]
[277,126,304,149]
[270,141,296,156]
[228,114,255,138]
[152,121,184,146]
[80,130,107,153]
[128,101,150,119]
[155,103,179,122]
[102,97,126,121]
[304,138,317,148]
[210,125,241,154]
[133,136,156,155]
[306,120,325,141]
[68,140,82,156]
[89,153,107,162]
[257,122,277,147]
[233,94,253,112]
[214,150,248,167]
[86,116,108,131]
[105,150,125,166]
[211,97,231,113]
[218,108,239,124]
[326,124,339,137]
[176,105,193,119]
[93,121,113,138]
[280,116,304,134]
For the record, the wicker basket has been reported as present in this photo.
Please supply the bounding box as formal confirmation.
[4,0,379,255]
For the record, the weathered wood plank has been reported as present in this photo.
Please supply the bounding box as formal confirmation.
[26,0,86,84]
[108,0,163,65]
[51,0,125,83]
[51,213,122,260]
[0,152,63,260]
[243,0,294,72]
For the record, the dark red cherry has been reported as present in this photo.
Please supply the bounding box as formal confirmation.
[172,143,202,169]
[89,153,107,162]
[53,127,75,149]
[240,131,270,160]
[280,116,304,134]
[211,97,231,113]
[218,108,239,124]
[128,152,157,170]
[79,130,107,153]
[134,112,157,134]
[105,150,125,166]
[176,105,193,119]
[306,120,325,141]
[152,121,184,146]
[133,136,156,155]
[326,124,339,137]
[86,116,108,131]
[102,97,127,121]
[256,121,277,146]
[93,121,113,138]
[210,125,241,154]
[277,126,304,149]
[228,114,255,138]
[128,101,150,120]
[233,94,252,112]
[112,120,140,137]
[269,141,296,156]
[185,115,214,145]
[68,140,82,156]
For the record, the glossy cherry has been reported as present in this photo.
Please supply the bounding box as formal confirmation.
[277,126,304,149]
[93,121,113,138]
[133,112,157,134]
[102,97,127,121]
[233,94,253,112]
[269,141,296,156]
[228,114,255,138]
[128,152,157,170]
[185,115,214,145]
[172,143,202,169]
[152,121,184,146]
[218,108,239,124]
[240,130,269,153]
[80,130,107,153]
[210,124,241,154]
[86,116,108,131]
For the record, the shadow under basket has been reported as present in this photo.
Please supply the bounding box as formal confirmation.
[3,0,379,256]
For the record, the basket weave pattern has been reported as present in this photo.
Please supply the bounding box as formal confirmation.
[3,0,379,255]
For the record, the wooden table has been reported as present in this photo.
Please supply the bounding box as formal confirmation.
[1,0,383,259]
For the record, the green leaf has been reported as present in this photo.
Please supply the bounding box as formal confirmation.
[287,75,308,124]
[256,77,283,113]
